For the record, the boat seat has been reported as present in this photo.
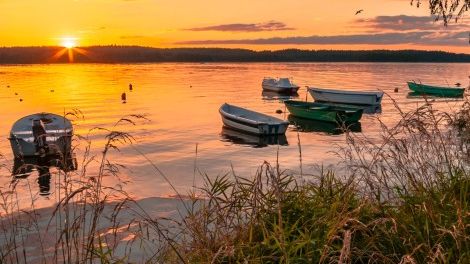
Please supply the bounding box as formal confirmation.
[309,106,329,110]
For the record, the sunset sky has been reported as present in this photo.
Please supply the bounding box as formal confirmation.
[0,0,468,52]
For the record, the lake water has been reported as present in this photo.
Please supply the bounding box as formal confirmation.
[0,62,468,207]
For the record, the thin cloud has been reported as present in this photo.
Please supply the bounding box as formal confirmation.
[355,15,468,31]
[186,21,295,32]
[176,31,468,46]
[177,15,468,47]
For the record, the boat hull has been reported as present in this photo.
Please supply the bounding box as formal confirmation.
[308,87,383,106]
[284,100,363,123]
[407,82,464,97]
[220,114,288,135]
[219,104,289,135]
[262,84,300,93]
[10,136,72,157]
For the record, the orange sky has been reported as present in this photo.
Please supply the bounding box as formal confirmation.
[0,0,468,52]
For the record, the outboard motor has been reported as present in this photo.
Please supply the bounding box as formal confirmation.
[32,119,48,156]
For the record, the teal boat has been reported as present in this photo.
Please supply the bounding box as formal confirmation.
[407,82,465,97]
[284,100,363,123]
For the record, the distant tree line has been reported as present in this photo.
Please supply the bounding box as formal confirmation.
[0,46,469,64]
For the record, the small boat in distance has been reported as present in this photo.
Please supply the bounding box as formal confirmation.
[307,87,384,106]
[9,113,73,158]
[219,103,289,135]
[284,100,363,123]
[262,77,300,93]
[407,81,465,97]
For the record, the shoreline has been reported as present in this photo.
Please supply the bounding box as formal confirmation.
[1,47,469,64]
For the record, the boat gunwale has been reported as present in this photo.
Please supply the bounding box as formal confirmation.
[284,100,363,113]
[11,113,73,129]
[307,87,384,97]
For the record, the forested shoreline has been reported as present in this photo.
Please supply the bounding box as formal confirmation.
[0,46,469,64]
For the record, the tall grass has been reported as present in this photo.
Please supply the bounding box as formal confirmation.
[0,113,164,263]
[0,98,469,263]
[161,98,469,263]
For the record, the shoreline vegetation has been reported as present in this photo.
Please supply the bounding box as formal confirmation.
[0,98,469,263]
[0,46,470,64]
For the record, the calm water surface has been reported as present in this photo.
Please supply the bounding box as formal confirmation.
[0,63,468,206]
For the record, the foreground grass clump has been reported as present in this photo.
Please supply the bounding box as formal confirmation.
[165,164,468,263]
[163,100,469,263]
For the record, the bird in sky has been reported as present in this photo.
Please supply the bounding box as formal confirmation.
[355,9,364,15]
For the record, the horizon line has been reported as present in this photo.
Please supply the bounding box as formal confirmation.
[0,45,469,54]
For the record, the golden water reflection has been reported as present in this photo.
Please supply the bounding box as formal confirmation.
[0,62,468,207]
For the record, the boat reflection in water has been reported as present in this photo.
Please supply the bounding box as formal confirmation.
[353,104,381,114]
[407,92,464,100]
[13,154,77,195]
[261,90,299,101]
[288,115,361,135]
[221,127,288,148]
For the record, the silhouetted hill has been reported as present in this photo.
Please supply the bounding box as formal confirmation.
[0,46,469,64]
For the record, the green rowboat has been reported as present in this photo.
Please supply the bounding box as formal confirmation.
[284,100,363,123]
[407,82,465,97]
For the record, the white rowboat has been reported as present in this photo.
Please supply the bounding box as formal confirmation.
[308,87,384,106]
[219,103,289,135]
[262,77,299,93]
[9,113,73,157]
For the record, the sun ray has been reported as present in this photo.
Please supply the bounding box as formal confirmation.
[67,48,74,62]
[52,48,68,60]
[73,47,88,56]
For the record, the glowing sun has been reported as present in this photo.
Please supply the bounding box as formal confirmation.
[61,37,77,49]
[53,37,87,62]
